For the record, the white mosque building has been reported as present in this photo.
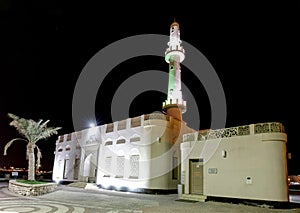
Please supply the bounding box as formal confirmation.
[52,21,289,203]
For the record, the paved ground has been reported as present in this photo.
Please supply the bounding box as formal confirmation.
[0,182,300,212]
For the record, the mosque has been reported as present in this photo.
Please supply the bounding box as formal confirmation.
[52,21,289,203]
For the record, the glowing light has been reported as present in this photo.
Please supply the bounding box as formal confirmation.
[89,123,95,128]
[54,179,62,184]
[98,177,145,192]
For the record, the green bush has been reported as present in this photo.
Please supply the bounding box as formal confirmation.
[16,180,47,184]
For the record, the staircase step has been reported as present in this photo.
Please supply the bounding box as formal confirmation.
[180,194,207,202]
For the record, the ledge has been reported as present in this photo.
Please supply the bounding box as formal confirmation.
[8,180,57,196]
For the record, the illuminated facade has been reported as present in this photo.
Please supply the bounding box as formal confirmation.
[53,21,194,192]
[53,113,193,192]
[52,21,289,202]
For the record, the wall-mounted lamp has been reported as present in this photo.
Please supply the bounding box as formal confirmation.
[222,150,227,158]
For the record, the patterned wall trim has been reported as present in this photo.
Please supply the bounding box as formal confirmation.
[144,113,169,121]
[254,122,284,134]
[184,122,284,142]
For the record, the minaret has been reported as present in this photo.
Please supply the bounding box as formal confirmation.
[162,21,186,121]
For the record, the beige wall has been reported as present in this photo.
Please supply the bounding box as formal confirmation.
[181,128,288,202]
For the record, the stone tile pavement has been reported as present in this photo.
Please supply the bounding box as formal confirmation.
[0,182,300,212]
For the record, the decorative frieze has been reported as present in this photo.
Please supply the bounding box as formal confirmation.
[184,122,285,142]
[254,122,284,134]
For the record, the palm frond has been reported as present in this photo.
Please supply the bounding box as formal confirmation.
[3,138,28,155]
[35,145,42,168]
[8,113,32,141]
[7,113,19,120]
[34,127,61,143]
[36,119,43,128]
[40,120,50,128]
[7,113,61,144]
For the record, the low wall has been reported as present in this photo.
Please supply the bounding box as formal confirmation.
[8,180,57,196]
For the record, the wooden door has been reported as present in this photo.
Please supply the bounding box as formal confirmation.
[190,160,203,194]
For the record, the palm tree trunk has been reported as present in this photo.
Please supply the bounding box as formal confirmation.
[27,143,35,181]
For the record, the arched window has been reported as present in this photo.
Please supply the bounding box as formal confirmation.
[104,156,112,177]
[105,141,113,146]
[65,145,71,151]
[116,138,126,144]
[129,154,140,179]
[130,136,140,143]
[116,156,125,178]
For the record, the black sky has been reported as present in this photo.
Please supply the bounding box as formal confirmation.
[0,1,299,173]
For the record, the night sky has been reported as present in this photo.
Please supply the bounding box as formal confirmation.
[0,2,298,173]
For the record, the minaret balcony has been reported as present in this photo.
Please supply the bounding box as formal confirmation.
[162,99,187,113]
[165,46,185,54]
[165,50,185,63]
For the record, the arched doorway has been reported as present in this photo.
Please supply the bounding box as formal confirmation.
[83,153,97,182]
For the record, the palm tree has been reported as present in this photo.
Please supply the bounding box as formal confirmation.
[3,113,61,181]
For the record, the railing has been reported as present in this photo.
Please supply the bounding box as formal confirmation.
[106,123,114,133]
[76,131,82,139]
[66,133,72,141]
[101,113,170,133]
[183,122,285,142]
[162,99,186,107]
[55,113,172,140]
[58,135,64,143]
[131,117,141,128]
[165,46,185,54]
[254,122,284,134]
[144,113,169,121]
[117,120,127,130]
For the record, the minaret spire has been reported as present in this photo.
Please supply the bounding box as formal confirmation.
[162,20,186,120]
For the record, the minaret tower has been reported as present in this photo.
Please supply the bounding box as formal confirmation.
[162,20,186,121]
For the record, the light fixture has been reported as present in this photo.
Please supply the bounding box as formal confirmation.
[222,150,227,158]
